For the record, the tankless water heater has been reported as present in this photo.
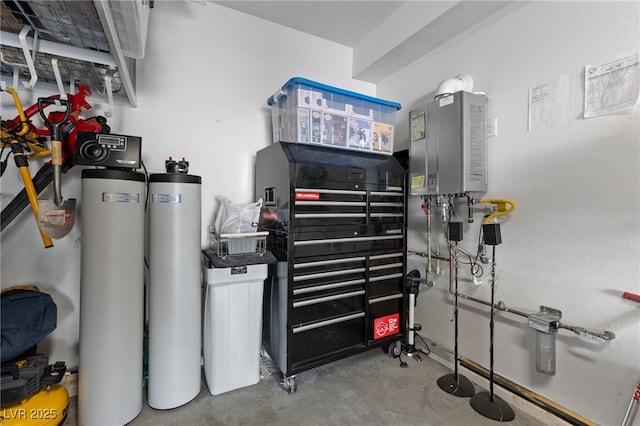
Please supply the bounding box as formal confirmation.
[409,91,488,196]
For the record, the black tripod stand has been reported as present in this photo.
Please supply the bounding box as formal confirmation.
[437,222,475,397]
[470,223,515,421]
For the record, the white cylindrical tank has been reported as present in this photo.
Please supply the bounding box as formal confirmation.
[78,169,145,426]
[147,173,202,409]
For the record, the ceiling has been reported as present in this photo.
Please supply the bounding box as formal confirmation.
[212,1,406,48]
[210,1,519,83]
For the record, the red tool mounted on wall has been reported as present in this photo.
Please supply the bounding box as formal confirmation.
[1,85,111,245]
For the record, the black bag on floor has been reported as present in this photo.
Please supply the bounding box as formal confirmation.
[1,288,57,363]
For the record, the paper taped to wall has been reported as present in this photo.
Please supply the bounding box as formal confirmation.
[584,52,640,118]
[528,74,574,131]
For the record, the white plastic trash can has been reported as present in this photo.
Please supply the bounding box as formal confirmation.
[202,253,268,396]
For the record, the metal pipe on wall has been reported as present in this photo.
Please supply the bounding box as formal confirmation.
[407,251,615,341]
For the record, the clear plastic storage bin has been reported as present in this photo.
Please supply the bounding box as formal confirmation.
[268,77,401,155]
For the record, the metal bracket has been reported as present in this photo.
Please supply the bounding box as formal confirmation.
[51,58,67,100]
[540,305,562,319]
[528,305,561,334]
[104,69,115,117]
[18,25,39,89]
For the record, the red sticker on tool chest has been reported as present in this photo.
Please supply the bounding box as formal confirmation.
[295,192,320,201]
[262,210,278,221]
[373,313,399,339]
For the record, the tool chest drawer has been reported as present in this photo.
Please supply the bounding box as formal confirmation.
[290,313,366,368]
[291,291,365,326]
[368,251,404,299]
[291,225,403,257]
[369,191,404,223]
[291,222,403,240]
[291,254,366,326]
[292,187,404,227]
[293,187,367,226]
[292,255,366,293]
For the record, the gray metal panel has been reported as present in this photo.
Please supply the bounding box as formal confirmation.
[431,94,462,194]
[409,105,427,196]
[409,91,488,196]
[275,261,289,372]
[462,93,488,193]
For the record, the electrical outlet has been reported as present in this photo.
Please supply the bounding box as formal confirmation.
[487,118,498,137]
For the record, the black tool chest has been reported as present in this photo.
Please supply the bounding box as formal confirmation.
[256,142,407,391]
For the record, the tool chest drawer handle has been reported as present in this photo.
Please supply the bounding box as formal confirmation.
[369,273,404,282]
[370,191,404,197]
[292,312,366,334]
[293,290,365,308]
[369,263,404,271]
[369,252,404,260]
[293,279,366,295]
[294,235,402,246]
[370,202,404,207]
[295,201,367,206]
[293,267,366,282]
[295,188,367,195]
[295,213,367,219]
[294,256,367,268]
[369,293,404,304]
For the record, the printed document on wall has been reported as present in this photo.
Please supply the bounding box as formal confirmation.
[528,74,573,131]
[584,52,640,118]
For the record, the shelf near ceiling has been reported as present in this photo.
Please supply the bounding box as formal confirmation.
[0,0,151,110]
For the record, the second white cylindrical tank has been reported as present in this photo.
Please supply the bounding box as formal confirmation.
[147,173,202,409]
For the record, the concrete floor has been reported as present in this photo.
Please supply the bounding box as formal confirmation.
[61,348,561,426]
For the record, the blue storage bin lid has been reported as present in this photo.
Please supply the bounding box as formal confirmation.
[267,77,402,110]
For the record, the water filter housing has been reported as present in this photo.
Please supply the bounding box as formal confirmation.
[78,169,145,426]
[148,173,202,409]
[409,91,488,196]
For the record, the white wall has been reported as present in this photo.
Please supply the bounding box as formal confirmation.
[377,2,640,425]
[1,2,374,369]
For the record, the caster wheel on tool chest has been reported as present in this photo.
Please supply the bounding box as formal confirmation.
[281,375,297,394]
[387,340,403,358]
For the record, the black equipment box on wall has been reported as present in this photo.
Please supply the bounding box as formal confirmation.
[75,131,141,169]
[256,142,407,384]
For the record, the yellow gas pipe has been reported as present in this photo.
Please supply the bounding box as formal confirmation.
[479,198,516,223]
